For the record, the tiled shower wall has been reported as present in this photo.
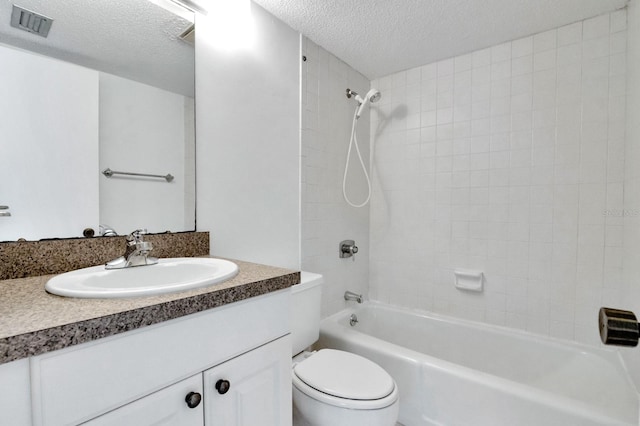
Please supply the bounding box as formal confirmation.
[301,37,371,317]
[369,10,627,346]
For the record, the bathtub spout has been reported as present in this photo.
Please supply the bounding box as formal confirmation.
[344,291,363,303]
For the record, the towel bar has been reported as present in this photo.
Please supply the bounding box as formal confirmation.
[102,168,174,182]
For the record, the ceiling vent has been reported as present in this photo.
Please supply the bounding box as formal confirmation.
[10,5,53,38]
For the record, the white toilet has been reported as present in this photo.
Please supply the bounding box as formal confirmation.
[291,272,399,426]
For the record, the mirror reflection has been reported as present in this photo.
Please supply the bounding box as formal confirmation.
[0,0,196,241]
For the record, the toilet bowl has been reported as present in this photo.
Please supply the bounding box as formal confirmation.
[292,349,399,426]
[291,273,399,426]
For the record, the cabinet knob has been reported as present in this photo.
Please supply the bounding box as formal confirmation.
[185,391,202,408]
[215,379,231,395]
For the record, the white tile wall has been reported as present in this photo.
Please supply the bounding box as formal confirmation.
[301,37,371,317]
[369,10,627,347]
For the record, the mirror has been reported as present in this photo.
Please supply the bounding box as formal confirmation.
[0,0,196,241]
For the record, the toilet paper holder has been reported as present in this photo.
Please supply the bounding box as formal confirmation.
[599,307,639,347]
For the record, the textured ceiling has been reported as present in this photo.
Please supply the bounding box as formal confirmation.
[0,0,194,96]
[253,0,628,79]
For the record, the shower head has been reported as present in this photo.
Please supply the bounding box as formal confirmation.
[367,89,382,103]
[356,88,382,119]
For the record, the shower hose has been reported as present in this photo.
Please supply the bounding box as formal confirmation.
[342,106,372,208]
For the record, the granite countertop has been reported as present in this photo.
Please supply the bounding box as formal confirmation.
[0,258,299,364]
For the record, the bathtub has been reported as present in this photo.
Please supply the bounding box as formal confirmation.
[318,302,639,426]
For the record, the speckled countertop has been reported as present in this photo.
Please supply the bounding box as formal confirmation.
[0,258,299,364]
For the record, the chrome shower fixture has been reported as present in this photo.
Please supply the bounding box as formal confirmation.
[343,88,381,207]
[346,88,358,99]
[346,88,382,118]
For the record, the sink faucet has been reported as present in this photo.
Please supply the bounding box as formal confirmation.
[105,229,158,269]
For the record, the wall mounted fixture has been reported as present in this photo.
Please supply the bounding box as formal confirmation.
[0,205,11,217]
[339,240,358,259]
[102,168,174,182]
[344,291,363,304]
[453,269,484,292]
[343,88,381,208]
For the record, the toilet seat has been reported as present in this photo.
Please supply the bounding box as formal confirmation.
[292,349,398,410]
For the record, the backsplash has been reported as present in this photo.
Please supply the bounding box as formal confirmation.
[0,232,209,280]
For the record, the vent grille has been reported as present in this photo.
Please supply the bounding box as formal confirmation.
[10,5,53,38]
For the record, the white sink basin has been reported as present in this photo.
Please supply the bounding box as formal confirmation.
[45,258,239,298]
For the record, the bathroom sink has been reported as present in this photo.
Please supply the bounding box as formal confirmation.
[45,258,239,298]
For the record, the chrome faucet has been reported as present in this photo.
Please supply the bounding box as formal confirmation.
[105,229,158,269]
[339,240,358,259]
[344,291,363,303]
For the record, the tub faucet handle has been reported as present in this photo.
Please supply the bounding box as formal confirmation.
[339,240,358,259]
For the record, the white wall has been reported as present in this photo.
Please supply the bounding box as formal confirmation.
[0,44,99,241]
[184,99,196,230]
[195,3,300,269]
[623,0,640,388]
[99,73,193,234]
[301,37,371,317]
[369,10,627,347]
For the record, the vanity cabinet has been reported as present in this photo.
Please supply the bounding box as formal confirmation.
[11,289,292,426]
[83,336,291,426]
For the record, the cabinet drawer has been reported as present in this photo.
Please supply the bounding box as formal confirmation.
[31,289,289,426]
[82,374,203,426]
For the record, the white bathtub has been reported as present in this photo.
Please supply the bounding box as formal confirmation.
[318,302,639,426]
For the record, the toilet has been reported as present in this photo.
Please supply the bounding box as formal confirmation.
[291,272,399,426]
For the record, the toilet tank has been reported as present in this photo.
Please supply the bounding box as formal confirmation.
[291,272,323,356]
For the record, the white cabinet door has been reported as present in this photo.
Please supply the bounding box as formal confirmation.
[203,335,292,426]
[82,374,203,426]
[0,359,32,425]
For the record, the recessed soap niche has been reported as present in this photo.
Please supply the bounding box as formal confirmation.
[454,269,484,292]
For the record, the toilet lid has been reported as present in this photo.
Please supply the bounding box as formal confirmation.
[293,349,395,400]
